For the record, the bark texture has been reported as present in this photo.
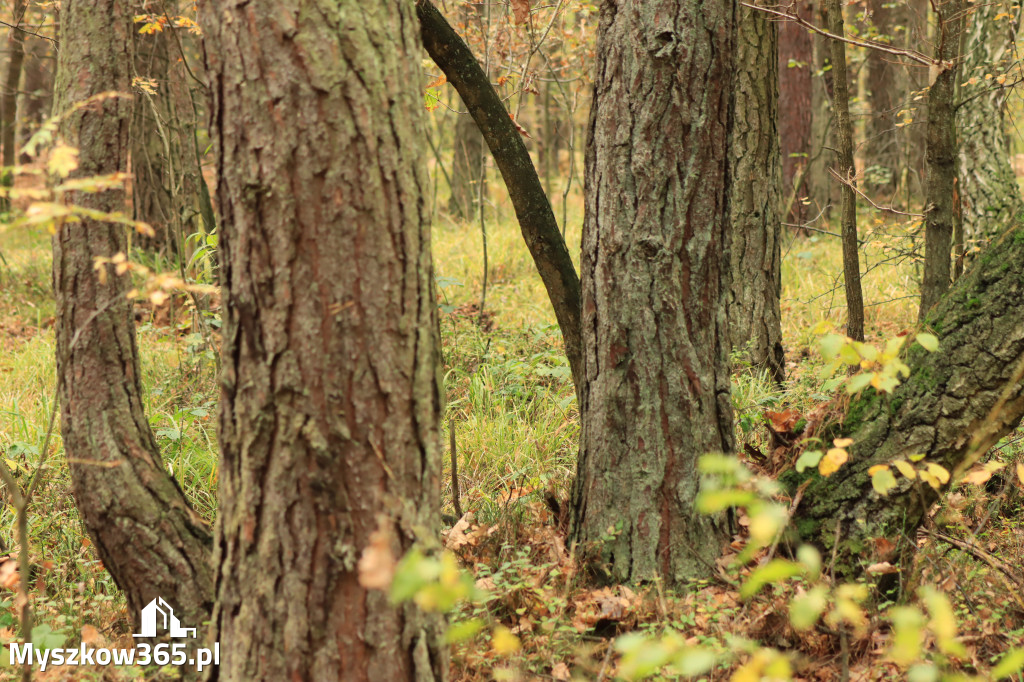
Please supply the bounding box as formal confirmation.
[825,0,864,341]
[570,0,735,585]
[728,3,784,382]
[417,0,583,393]
[792,224,1024,576]
[202,1,447,680]
[956,0,1022,247]
[919,1,966,321]
[1,0,27,167]
[778,0,814,222]
[53,0,213,634]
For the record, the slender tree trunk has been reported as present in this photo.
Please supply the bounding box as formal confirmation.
[778,0,814,223]
[825,0,865,341]
[448,105,486,220]
[919,0,966,321]
[202,1,447,680]
[53,0,213,635]
[728,3,785,382]
[570,0,735,586]
[792,222,1024,578]
[2,0,27,168]
[956,0,1022,250]
[808,12,835,218]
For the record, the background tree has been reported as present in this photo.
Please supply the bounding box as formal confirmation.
[570,0,735,585]
[956,0,1022,250]
[202,1,447,679]
[862,0,905,196]
[52,0,213,632]
[1,0,27,172]
[778,0,814,222]
[728,2,785,382]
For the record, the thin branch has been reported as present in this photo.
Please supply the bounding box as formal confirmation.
[0,19,56,45]
[827,167,925,218]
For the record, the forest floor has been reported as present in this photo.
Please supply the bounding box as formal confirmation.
[0,189,1022,680]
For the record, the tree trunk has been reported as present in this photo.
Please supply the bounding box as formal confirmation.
[448,104,486,220]
[53,0,214,635]
[808,12,835,219]
[825,0,865,341]
[778,0,814,223]
[956,0,1022,249]
[919,1,966,321]
[202,1,447,680]
[570,0,735,586]
[792,223,1024,578]
[863,0,904,196]
[2,0,27,168]
[728,3,785,382]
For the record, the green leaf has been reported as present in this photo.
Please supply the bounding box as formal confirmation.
[741,559,803,599]
[992,648,1024,679]
[818,334,846,360]
[795,449,824,473]
[672,646,716,676]
[871,467,898,496]
[789,585,828,630]
[846,372,873,394]
[916,333,939,352]
[444,618,485,644]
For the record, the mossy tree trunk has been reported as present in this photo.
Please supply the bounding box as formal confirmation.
[792,224,1024,578]
[53,0,214,635]
[202,0,447,680]
[570,0,735,586]
[728,3,785,382]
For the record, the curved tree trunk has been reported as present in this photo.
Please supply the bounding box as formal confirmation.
[728,3,785,382]
[53,0,213,634]
[956,0,1022,249]
[792,222,1024,578]
[569,0,735,586]
[202,1,447,680]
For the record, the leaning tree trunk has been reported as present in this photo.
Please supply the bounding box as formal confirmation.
[956,0,1022,250]
[53,0,213,633]
[728,2,785,383]
[778,0,814,223]
[919,0,966,321]
[202,1,447,680]
[570,0,735,586]
[792,222,1024,577]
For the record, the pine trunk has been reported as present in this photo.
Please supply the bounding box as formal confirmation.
[778,0,814,222]
[863,0,904,196]
[728,3,785,382]
[52,0,214,634]
[1,0,26,168]
[570,0,735,586]
[202,1,447,680]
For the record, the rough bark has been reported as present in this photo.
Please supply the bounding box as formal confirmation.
[863,0,904,196]
[570,0,735,586]
[202,1,447,680]
[417,0,583,394]
[825,0,865,341]
[53,0,214,635]
[448,105,486,220]
[919,1,966,321]
[728,3,785,382]
[778,0,814,222]
[1,0,27,168]
[956,0,1022,248]
[792,223,1024,577]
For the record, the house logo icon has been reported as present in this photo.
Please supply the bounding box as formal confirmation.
[133,597,197,639]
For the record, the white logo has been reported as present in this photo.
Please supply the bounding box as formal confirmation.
[133,597,197,639]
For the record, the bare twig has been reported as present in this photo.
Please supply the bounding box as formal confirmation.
[449,418,463,519]
[827,167,925,218]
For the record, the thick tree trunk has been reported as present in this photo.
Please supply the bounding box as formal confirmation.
[53,0,214,635]
[956,0,1022,249]
[570,0,735,586]
[919,1,966,321]
[448,105,486,220]
[202,1,447,680]
[728,4,785,382]
[863,0,904,196]
[792,223,1024,578]
[778,0,814,222]
[825,0,865,341]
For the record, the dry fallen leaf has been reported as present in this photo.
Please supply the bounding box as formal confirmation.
[510,0,531,23]
[357,517,396,590]
[551,661,571,681]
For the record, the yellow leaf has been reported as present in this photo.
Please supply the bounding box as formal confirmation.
[819,448,849,477]
[925,462,950,485]
[868,464,890,476]
[962,466,992,485]
[892,460,917,479]
[833,438,854,448]
[48,144,79,178]
[1016,461,1024,485]
[491,625,521,655]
